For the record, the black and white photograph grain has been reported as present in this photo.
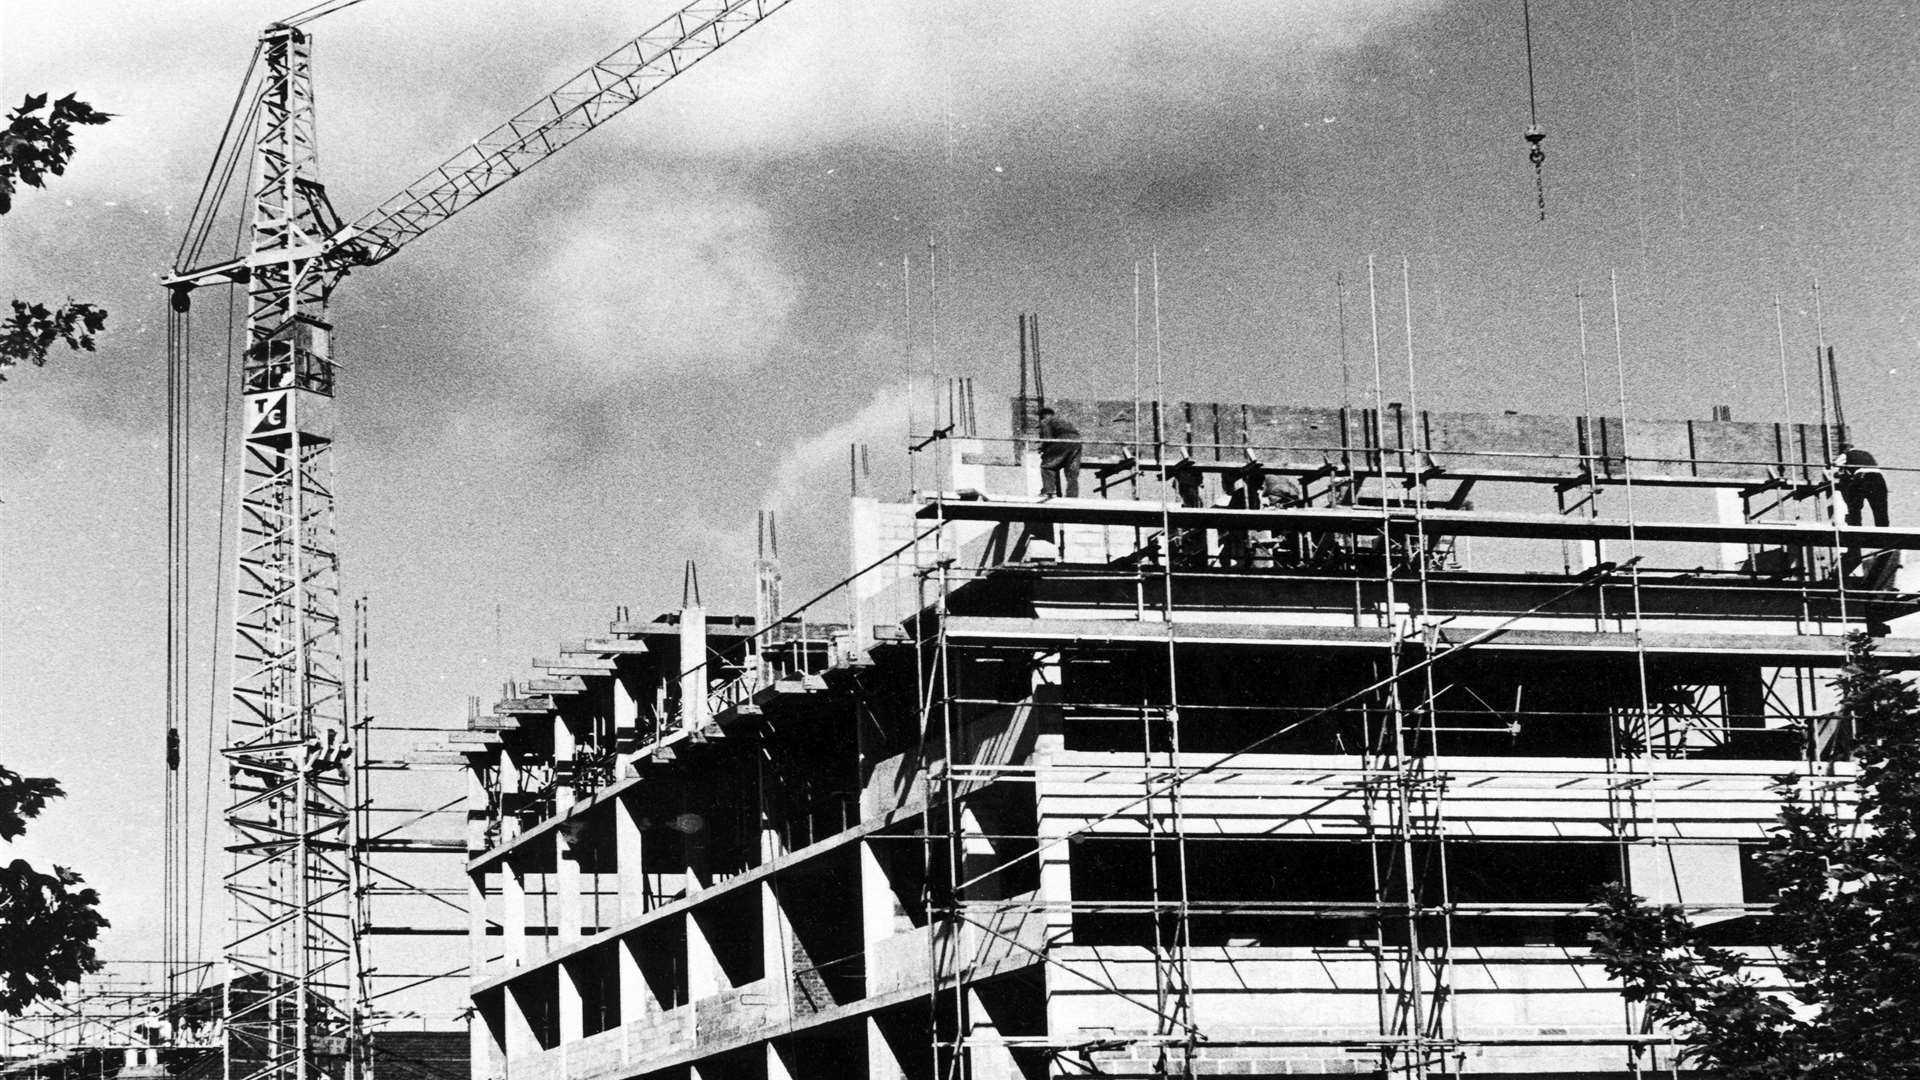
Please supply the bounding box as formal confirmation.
[4,2,1919,1078]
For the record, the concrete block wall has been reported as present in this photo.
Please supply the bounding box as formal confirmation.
[1039,395,1838,482]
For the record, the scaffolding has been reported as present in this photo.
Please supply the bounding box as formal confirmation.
[456,375,1917,1080]
[2,598,471,1080]
[0,963,221,1069]
[347,598,475,1063]
[906,378,1911,1079]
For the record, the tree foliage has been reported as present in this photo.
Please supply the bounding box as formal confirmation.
[1590,633,1920,1078]
[0,765,107,1016]
[1,92,111,215]
[1,92,112,381]
[1,299,109,377]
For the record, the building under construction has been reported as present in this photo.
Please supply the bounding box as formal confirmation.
[454,386,1918,1079]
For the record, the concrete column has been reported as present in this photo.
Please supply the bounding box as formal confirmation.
[964,986,1020,1080]
[614,668,637,768]
[468,763,494,977]
[468,869,490,979]
[1037,811,1074,947]
[556,829,583,943]
[484,1022,508,1080]
[680,608,709,732]
[470,1000,502,1080]
[468,759,492,854]
[949,436,986,493]
[762,880,792,1007]
[499,746,524,844]
[502,857,528,966]
[687,912,720,1001]
[1716,488,1749,572]
[617,937,649,1024]
[757,758,784,865]
[1031,653,1073,947]
[615,792,647,920]
[504,983,538,1060]
[847,496,879,646]
[859,839,898,947]
[558,962,584,1046]
[555,714,578,807]
[766,1042,795,1080]
[866,1016,908,1080]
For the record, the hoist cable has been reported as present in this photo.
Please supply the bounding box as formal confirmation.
[1523,0,1541,127]
[184,96,259,271]
[191,144,254,970]
[1521,0,1548,221]
[177,44,262,269]
[164,286,193,1002]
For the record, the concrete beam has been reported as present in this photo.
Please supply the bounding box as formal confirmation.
[537,656,617,671]
[565,639,652,656]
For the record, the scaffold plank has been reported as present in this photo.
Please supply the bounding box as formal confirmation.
[918,498,1920,551]
[938,616,1920,666]
[608,619,757,638]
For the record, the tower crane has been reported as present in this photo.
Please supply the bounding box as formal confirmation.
[160,4,797,1080]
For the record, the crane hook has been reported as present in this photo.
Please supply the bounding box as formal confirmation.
[1524,124,1547,221]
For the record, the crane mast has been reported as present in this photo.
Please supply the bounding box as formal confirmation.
[163,6,799,1080]
[224,23,353,1080]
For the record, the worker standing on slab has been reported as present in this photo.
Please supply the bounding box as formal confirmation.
[1836,446,1890,527]
[1169,459,1206,509]
[1037,407,1082,497]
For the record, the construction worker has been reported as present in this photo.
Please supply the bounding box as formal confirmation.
[1835,446,1889,527]
[1257,472,1303,509]
[1255,472,1304,566]
[1165,458,1205,508]
[1218,474,1252,566]
[1036,407,1082,498]
[134,1005,171,1046]
[1159,459,1205,566]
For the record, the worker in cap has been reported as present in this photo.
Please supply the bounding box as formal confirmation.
[1036,406,1082,498]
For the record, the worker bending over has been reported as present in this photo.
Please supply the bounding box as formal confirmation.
[1836,446,1890,527]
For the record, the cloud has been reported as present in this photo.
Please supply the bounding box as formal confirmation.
[606,0,1445,161]
[532,175,800,381]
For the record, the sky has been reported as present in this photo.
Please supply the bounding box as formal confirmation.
[3,0,1919,994]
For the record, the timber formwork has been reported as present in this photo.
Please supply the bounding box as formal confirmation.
[461,393,1919,1080]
